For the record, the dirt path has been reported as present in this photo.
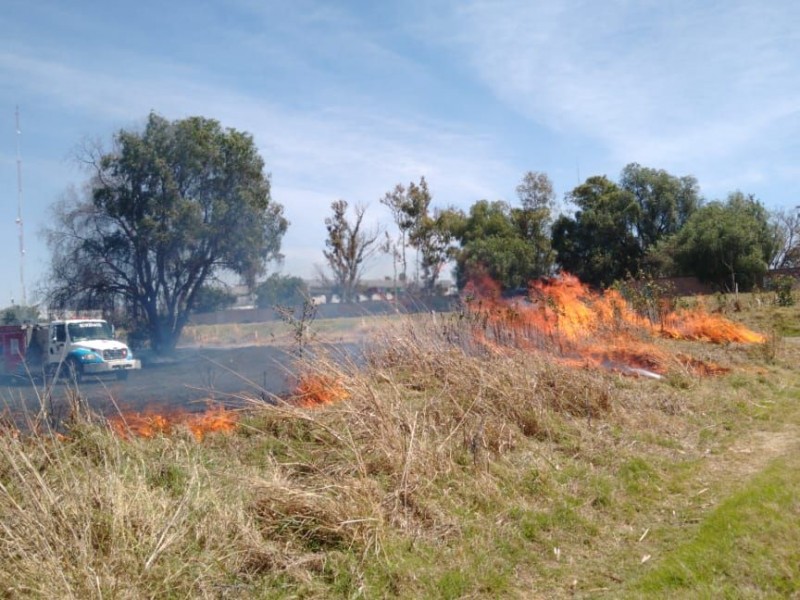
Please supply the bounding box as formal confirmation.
[724,427,800,477]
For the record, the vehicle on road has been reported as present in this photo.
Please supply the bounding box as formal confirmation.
[0,318,141,384]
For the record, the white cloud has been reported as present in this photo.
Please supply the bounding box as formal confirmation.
[443,0,800,176]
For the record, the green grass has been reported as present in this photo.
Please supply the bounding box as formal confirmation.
[625,453,800,598]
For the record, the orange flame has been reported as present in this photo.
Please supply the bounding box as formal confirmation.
[108,405,237,441]
[184,407,238,441]
[660,307,766,344]
[294,374,349,408]
[462,273,763,377]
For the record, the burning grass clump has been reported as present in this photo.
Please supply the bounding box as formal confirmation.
[294,373,350,407]
[107,404,238,441]
[233,311,735,593]
[451,273,765,379]
[214,321,637,574]
[262,317,638,516]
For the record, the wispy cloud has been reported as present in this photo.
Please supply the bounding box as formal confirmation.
[440,0,800,189]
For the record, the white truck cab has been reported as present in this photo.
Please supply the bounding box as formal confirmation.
[41,319,141,381]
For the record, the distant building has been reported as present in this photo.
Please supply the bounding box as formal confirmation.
[307,277,456,303]
[228,285,256,309]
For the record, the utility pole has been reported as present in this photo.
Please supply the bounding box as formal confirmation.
[15,106,26,306]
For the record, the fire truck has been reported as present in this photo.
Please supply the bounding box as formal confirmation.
[0,318,141,384]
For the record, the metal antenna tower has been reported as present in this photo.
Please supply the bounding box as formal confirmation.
[15,106,26,306]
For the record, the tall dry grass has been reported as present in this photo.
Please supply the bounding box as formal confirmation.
[0,309,776,597]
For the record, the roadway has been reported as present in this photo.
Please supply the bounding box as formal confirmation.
[0,344,345,426]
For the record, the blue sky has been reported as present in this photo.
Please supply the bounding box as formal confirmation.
[1,0,799,305]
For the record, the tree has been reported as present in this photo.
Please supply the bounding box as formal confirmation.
[551,176,641,287]
[515,171,556,276]
[0,305,39,325]
[322,200,380,303]
[192,285,237,313]
[411,212,449,294]
[380,183,415,283]
[770,208,800,269]
[551,165,700,287]
[414,208,459,294]
[442,171,557,292]
[672,192,777,291]
[255,273,308,308]
[450,200,545,291]
[380,231,403,299]
[516,170,555,212]
[44,112,287,353]
[381,177,451,294]
[619,163,700,252]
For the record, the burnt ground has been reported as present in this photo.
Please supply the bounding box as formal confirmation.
[0,342,362,424]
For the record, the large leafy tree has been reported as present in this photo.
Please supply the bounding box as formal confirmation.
[551,176,641,287]
[514,170,556,276]
[552,166,700,287]
[322,200,380,303]
[192,286,237,314]
[448,172,557,291]
[672,192,777,291]
[45,112,287,353]
[619,163,700,252]
[450,200,539,290]
[255,274,309,308]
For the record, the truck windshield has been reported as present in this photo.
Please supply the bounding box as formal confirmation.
[67,322,113,342]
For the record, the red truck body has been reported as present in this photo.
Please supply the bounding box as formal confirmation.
[0,325,28,379]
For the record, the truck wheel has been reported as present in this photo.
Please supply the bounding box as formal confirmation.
[116,370,129,381]
[44,363,58,382]
[66,358,83,383]
[3,374,22,387]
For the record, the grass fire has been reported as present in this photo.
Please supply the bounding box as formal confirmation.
[458,273,763,378]
[0,279,796,598]
[107,405,238,441]
[104,273,767,439]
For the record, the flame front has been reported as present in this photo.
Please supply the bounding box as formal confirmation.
[463,273,762,376]
[660,308,766,344]
[108,405,237,440]
[294,374,349,407]
[107,275,763,429]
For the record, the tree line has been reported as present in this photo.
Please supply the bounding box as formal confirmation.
[324,164,789,299]
[28,113,798,353]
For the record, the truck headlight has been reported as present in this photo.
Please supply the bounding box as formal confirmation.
[81,353,101,362]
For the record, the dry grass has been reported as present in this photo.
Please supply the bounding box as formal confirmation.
[0,302,798,597]
[180,314,401,348]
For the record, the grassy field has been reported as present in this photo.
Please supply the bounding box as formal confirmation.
[1,291,799,598]
[180,313,405,347]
